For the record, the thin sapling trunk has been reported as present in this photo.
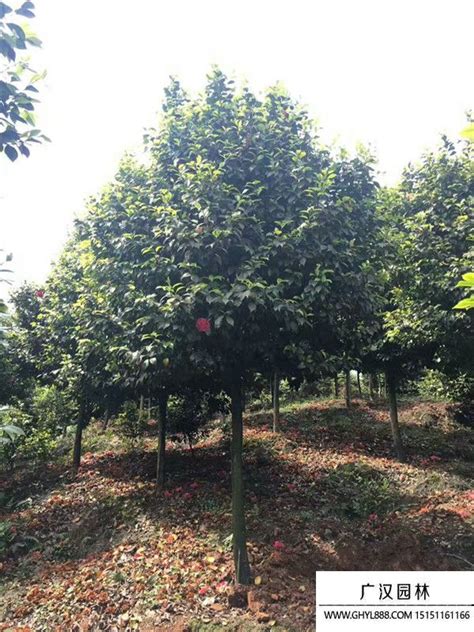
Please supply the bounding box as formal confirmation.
[272,369,280,432]
[369,374,375,401]
[230,379,251,584]
[102,408,110,431]
[345,369,351,408]
[72,418,84,476]
[385,370,406,461]
[156,391,168,490]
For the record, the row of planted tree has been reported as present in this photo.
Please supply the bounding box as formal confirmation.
[2,69,473,584]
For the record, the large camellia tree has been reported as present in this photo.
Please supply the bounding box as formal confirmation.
[136,69,379,583]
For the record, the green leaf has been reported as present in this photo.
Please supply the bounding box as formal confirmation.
[0,38,16,61]
[6,22,25,42]
[15,1,35,18]
[460,123,474,142]
[0,424,25,437]
[453,297,474,310]
[0,3,12,19]
[30,69,46,83]
[456,272,474,288]
[4,145,18,161]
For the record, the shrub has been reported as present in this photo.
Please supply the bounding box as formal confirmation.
[0,406,58,470]
[168,391,226,447]
[0,407,29,470]
[326,462,395,519]
[416,369,474,403]
[115,401,145,445]
[31,384,76,436]
[20,428,58,462]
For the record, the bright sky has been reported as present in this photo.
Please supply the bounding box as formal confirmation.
[1,0,473,293]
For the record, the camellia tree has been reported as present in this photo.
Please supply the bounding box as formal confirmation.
[133,69,380,583]
[2,281,46,409]
[31,238,126,474]
[76,156,200,487]
[81,158,236,488]
[366,136,474,458]
[394,137,473,375]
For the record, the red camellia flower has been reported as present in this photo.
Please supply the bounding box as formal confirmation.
[36,290,45,298]
[196,317,211,333]
[273,540,285,551]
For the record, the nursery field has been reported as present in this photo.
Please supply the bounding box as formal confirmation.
[1,398,472,631]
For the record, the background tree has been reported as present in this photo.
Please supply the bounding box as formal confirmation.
[364,136,474,458]
[389,137,473,388]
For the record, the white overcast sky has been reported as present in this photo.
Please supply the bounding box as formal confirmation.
[1,0,473,292]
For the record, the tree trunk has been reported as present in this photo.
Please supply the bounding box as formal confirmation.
[385,370,405,461]
[230,379,251,585]
[272,369,280,432]
[102,408,110,431]
[345,370,351,408]
[357,371,362,397]
[139,394,144,421]
[334,373,339,398]
[72,419,83,476]
[369,374,375,401]
[156,391,168,490]
[187,434,195,458]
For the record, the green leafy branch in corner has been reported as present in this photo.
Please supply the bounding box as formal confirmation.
[452,121,473,311]
[454,272,474,311]
[0,1,49,160]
